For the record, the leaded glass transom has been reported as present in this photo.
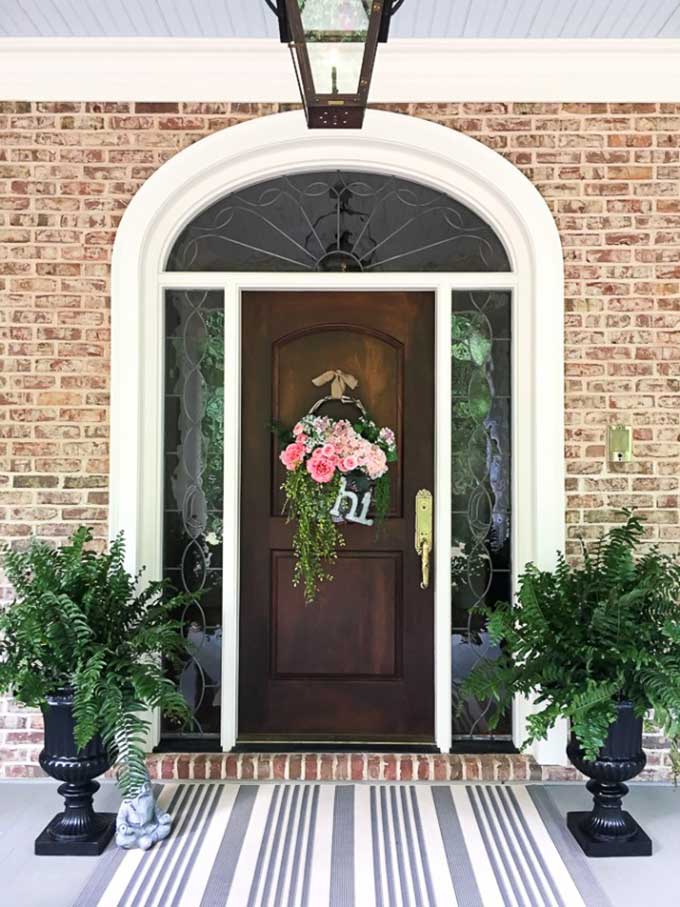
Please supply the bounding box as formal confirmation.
[166,170,511,273]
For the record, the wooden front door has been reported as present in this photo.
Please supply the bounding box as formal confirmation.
[239,291,435,743]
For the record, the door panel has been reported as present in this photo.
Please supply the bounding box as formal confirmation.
[272,551,401,678]
[239,291,434,743]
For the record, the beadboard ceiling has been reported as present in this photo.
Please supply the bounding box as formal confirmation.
[1,0,679,39]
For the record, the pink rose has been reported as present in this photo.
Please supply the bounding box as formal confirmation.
[321,443,336,457]
[307,454,336,483]
[293,422,304,436]
[339,456,358,473]
[280,442,305,471]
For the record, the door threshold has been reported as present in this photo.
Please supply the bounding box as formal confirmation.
[233,742,440,754]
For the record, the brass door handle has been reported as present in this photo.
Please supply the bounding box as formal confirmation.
[415,489,433,590]
[419,540,430,590]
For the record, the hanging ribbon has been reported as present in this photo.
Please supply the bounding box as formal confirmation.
[312,369,358,399]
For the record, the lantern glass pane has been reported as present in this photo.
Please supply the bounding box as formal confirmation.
[297,0,370,96]
[306,42,365,95]
[298,0,369,35]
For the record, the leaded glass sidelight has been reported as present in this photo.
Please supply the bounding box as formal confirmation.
[166,170,510,274]
[162,290,224,741]
[451,290,512,742]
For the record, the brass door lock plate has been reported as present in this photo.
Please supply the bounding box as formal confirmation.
[415,489,433,590]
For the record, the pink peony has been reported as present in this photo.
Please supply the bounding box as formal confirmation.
[353,438,372,464]
[339,455,358,473]
[307,453,336,483]
[280,442,305,471]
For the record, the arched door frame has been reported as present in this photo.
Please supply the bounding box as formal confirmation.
[110,109,568,763]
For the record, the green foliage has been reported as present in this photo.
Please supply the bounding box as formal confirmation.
[201,308,225,540]
[282,469,345,604]
[372,473,391,525]
[451,312,494,497]
[461,512,680,761]
[0,527,191,798]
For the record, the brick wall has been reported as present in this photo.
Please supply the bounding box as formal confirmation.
[0,100,678,778]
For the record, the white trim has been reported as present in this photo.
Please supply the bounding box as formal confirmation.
[434,283,452,753]
[2,37,680,102]
[109,109,567,762]
[221,281,241,753]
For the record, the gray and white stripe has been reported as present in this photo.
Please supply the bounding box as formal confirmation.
[77,783,611,907]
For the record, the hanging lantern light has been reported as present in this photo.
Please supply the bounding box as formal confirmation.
[266,1,405,129]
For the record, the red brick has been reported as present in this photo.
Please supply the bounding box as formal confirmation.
[289,754,302,780]
[433,755,449,781]
[351,755,364,780]
[256,756,271,780]
[382,755,397,781]
[463,757,481,781]
[320,755,333,780]
[189,755,206,780]
[335,754,349,780]
[399,757,413,781]
[417,756,430,781]
[367,755,380,780]
[449,756,463,781]
[176,754,191,779]
[273,754,287,780]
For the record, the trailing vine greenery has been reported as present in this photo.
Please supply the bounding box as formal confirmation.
[283,469,345,603]
[372,473,391,526]
[461,512,680,761]
[0,527,191,798]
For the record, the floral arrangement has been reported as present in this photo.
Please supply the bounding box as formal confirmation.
[277,412,397,602]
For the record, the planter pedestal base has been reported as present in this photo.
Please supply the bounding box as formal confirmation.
[567,811,652,858]
[35,812,116,856]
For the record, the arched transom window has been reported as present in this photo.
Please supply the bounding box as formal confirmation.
[167,170,511,273]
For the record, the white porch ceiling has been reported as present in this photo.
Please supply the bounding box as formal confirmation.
[1,0,680,39]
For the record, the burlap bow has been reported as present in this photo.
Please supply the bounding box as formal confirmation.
[312,369,358,399]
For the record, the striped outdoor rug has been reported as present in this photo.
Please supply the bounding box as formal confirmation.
[76,782,611,907]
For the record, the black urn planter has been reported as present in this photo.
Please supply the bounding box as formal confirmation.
[566,700,652,857]
[35,689,116,856]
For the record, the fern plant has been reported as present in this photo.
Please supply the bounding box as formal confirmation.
[0,526,191,798]
[462,512,680,761]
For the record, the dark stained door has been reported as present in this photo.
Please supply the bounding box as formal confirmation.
[239,291,435,743]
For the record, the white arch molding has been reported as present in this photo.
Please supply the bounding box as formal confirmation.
[110,109,568,764]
